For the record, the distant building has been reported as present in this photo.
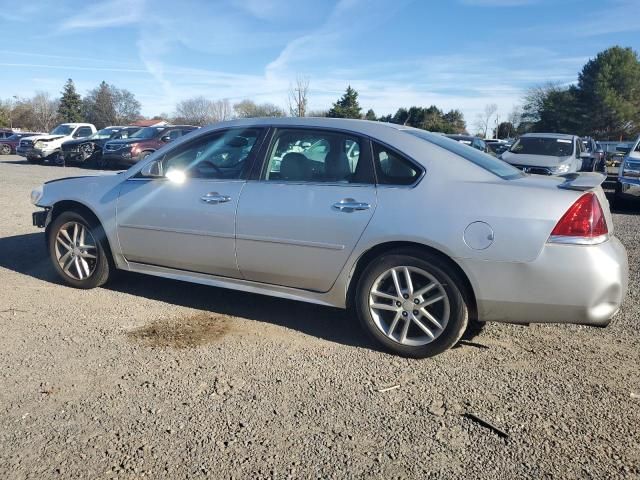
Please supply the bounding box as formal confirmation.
[131,119,168,127]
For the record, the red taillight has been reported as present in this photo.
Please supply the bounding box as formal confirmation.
[550,192,608,239]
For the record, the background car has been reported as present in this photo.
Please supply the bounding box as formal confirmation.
[30,118,627,359]
[485,139,510,156]
[580,137,606,173]
[0,132,43,155]
[59,126,140,166]
[614,137,640,205]
[101,125,198,168]
[501,133,584,175]
[0,128,15,140]
[445,134,490,153]
[17,123,96,163]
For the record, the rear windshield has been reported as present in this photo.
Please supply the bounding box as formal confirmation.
[509,137,574,157]
[404,129,523,180]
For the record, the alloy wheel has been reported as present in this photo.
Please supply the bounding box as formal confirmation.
[0,144,10,155]
[54,221,98,281]
[369,266,450,347]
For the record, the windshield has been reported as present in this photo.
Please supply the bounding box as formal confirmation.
[405,129,524,180]
[92,128,119,139]
[130,127,164,139]
[49,125,75,136]
[509,137,574,157]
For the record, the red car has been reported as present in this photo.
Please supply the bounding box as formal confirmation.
[100,125,198,168]
[0,132,43,155]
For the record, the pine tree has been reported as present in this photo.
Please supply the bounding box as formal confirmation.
[57,79,83,123]
[84,81,117,129]
[364,109,377,121]
[327,85,362,119]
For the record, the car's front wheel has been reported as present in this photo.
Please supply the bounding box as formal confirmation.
[0,144,10,155]
[47,211,112,289]
[356,250,469,358]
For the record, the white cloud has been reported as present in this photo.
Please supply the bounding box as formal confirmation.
[60,0,145,31]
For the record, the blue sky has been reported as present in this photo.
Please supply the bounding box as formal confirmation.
[1,0,639,125]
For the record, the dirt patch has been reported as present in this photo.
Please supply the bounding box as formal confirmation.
[126,313,230,348]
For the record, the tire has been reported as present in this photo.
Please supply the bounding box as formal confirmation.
[139,151,152,162]
[47,211,112,289]
[0,144,10,155]
[27,157,42,164]
[355,249,469,358]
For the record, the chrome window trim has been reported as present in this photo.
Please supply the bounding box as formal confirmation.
[547,234,609,246]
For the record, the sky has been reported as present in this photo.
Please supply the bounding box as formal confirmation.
[1,0,639,127]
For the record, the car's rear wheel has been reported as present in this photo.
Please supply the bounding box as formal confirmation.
[356,250,468,358]
[47,211,112,289]
[0,144,10,155]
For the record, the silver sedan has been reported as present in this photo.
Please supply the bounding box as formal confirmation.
[31,118,629,358]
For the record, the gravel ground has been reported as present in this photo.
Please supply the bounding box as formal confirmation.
[0,155,638,479]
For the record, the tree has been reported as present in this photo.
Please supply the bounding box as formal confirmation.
[173,96,233,126]
[112,87,141,125]
[234,99,284,118]
[522,83,581,134]
[31,92,60,132]
[288,76,309,117]
[496,121,515,139]
[442,109,466,134]
[83,81,117,129]
[57,79,83,123]
[364,109,377,121]
[474,104,497,138]
[578,46,640,138]
[327,85,362,119]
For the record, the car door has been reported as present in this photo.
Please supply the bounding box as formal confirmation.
[235,127,377,292]
[116,127,266,277]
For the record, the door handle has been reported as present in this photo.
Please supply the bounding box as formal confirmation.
[332,198,371,213]
[200,192,231,204]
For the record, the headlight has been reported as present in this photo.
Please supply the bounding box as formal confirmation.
[34,141,44,149]
[30,185,43,205]
[553,164,570,174]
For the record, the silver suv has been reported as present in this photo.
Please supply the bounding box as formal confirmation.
[31,118,628,358]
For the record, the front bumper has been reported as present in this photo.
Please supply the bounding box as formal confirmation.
[20,147,57,159]
[464,236,628,327]
[102,150,140,166]
[616,177,640,200]
[32,209,50,228]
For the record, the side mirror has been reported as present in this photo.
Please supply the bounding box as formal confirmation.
[160,135,171,143]
[140,159,164,178]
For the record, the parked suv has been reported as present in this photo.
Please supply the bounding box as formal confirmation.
[614,136,640,205]
[0,132,43,155]
[60,126,140,166]
[17,123,96,163]
[581,137,606,173]
[501,133,584,175]
[0,128,15,140]
[101,125,198,168]
[445,135,489,153]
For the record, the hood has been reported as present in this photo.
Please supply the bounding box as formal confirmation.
[105,138,147,147]
[62,137,108,149]
[26,134,67,142]
[502,151,572,167]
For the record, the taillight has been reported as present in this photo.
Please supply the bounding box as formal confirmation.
[548,192,608,244]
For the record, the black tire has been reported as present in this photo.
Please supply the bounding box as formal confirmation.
[139,151,153,162]
[27,157,42,164]
[0,144,10,155]
[355,249,469,358]
[47,211,112,289]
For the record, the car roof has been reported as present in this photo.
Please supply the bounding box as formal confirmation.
[521,132,577,140]
[445,134,478,140]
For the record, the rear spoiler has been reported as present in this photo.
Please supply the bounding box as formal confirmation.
[557,172,606,191]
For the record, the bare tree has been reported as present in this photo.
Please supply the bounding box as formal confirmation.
[211,99,233,122]
[31,92,60,132]
[474,103,498,138]
[174,97,234,125]
[234,99,284,118]
[288,76,309,117]
[507,106,522,130]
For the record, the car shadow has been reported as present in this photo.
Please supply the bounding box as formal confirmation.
[0,232,486,351]
[0,232,379,351]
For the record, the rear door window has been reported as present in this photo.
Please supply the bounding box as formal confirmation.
[372,142,422,186]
